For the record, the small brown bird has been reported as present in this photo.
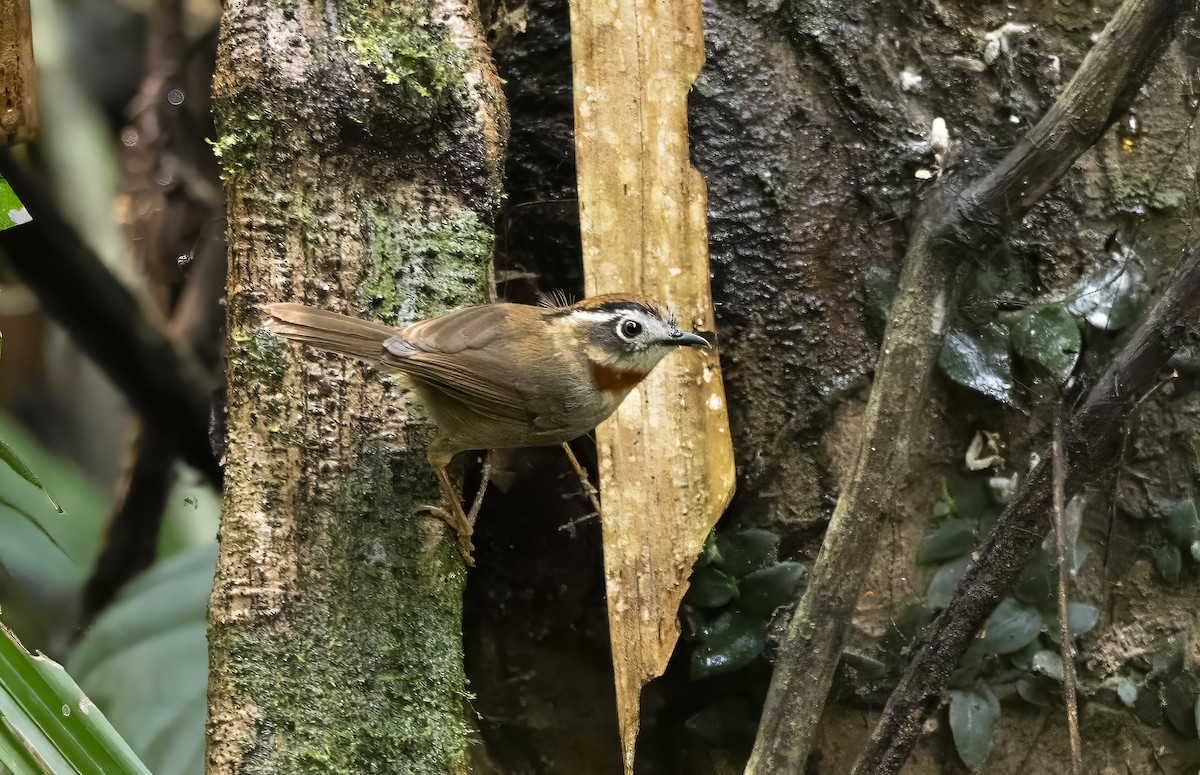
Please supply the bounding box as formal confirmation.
[265,294,708,562]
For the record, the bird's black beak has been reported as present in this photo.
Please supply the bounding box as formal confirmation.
[666,329,711,348]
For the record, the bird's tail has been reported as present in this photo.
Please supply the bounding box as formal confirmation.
[263,302,395,362]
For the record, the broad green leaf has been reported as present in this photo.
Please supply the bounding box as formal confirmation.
[1031,650,1064,682]
[951,478,990,522]
[1008,306,1080,384]
[1166,499,1200,549]
[926,555,973,610]
[1151,632,1187,675]
[0,620,151,774]
[1117,678,1138,707]
[1163,674,1199,737]
[879,604,932,665]
[1067,261,1145,331]
[1067,603,1098,636]
[1134,682,1164,727]
[0,494,70,559]
[69,544,214,775]
[1016,674,1057,707]
[917,519,975,564]
[949,683,1000,769]
[694,531,720,568]
[0,438,61,513]
[1156,544,1182,586]
[738,563,804,615]
[683,696,758,753]
[938,323,1016,406]
[1014,551,1052,605]
[685,566,739,609]
[979,598,1041,654]
[0,416,108,600]
[1008,641,1041,672]
[715,530,779,577]
[1045,602,1099,646]
[691,611,765,679]
[1195,695,1200,739]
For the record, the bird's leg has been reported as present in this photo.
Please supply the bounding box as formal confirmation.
[464,452,492,528]
[557,442,602,535]
[418,442,476,566]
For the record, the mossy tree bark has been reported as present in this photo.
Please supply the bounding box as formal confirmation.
[207,0,506,771]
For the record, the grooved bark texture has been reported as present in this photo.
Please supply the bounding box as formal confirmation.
[208,0,506,771]
[0,0,35,145]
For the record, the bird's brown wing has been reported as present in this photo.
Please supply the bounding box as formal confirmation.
[381,305,545,424]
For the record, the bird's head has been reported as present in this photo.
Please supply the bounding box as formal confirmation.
[550,293,709,384]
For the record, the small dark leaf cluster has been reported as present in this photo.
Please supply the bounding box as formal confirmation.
[1155,498,1200,586]
[933,254,1146,406]
[680,529,805,754]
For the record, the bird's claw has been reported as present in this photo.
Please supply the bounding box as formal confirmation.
[416,503,476,567]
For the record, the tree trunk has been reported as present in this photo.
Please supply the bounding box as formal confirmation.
[207,0,506,771]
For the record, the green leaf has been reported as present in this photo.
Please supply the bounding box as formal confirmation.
[1066,603,1098,637]
[1195,694,1200,740]
[1134,682,1164,727]
[685,566,739,609]
[938,322,1016,406]
[691,611,766,680]
[0,438,62,513]
[949,683,1000,769]
[715,530,779,577]
[0,174,30,232]
[68,544,214,775]
[1164,674,1199,737]
[694,531,720,568]
[1031,650,1064,682]
[0,494,70,559]
[879,604,932,666]
[738,563,804,615]
[917,519,976,564]
[1016,673,1058,707]
[1156,544,1182,586]
[1166,499,1200,549]
[1008,641,1041,672]
[1013,551,1052,605]
[683,696,758,753]
[926,555,973,610]
[1067,261,1145,331]
[1007,306,1081,384]
[979,598,1041,655]
[0,620,151,774]
[1151,632,1187,675]
[1117,678,1138,708]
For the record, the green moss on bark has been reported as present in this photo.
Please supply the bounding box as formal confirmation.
[340,0,467,101]
[359,208,493,322]
[213,437,470,774]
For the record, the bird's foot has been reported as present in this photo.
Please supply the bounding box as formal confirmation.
[416,503,476,567]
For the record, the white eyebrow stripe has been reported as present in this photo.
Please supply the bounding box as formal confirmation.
[567,310,622,324]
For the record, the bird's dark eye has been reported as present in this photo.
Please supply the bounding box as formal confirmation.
[619,319,643,339]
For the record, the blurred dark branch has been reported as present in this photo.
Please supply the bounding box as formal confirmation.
[0,148,221,486]
[79,0,226,624]
[746,0,1192,770]
[81,223,224,623]
[854,243,1200,774]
